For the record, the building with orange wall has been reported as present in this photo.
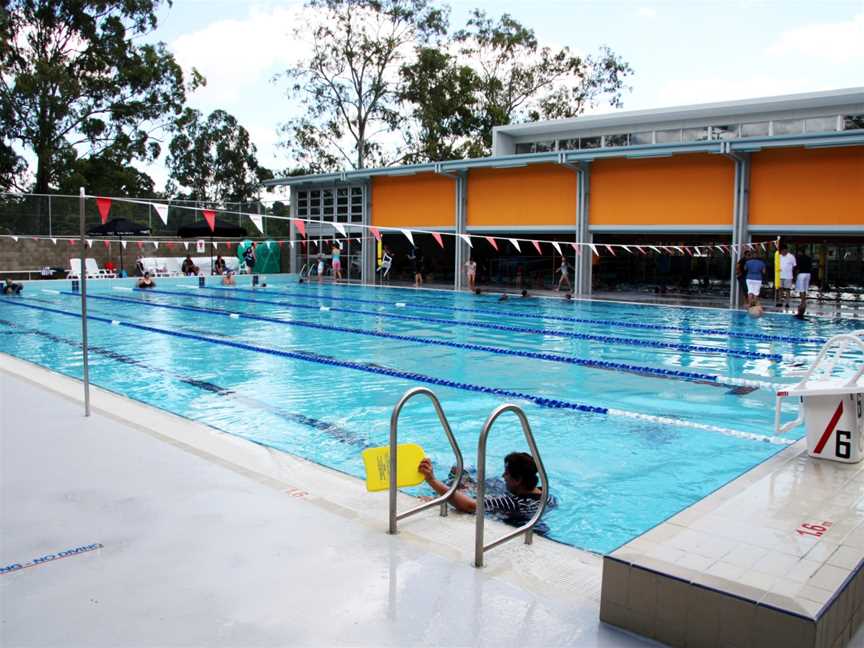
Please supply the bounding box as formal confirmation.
[265,88,864,306]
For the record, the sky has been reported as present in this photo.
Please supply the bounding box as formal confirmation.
[148,0,864,193]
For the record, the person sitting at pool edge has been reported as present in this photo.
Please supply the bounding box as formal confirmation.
[222,270,236,286]
[181,255,199,276]
[2,278,23,295]
[418,452,552,526]
[213,255,226,275]
[137,272,156,289]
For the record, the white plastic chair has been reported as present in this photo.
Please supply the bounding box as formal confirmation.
[67,258,99,279]
[84,258,116,279]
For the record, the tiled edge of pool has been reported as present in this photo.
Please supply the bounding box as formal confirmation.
[601,438,864,647]
[0,352,605,607]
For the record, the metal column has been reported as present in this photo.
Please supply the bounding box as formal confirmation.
[727,149,751,309]
[78,188,91,416]
[576,161,592,296]
[289,187,298,274]
[453,171,467,291]
[361,180,375,285]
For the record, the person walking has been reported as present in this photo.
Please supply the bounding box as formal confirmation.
[555,256,572,292]
[743,250,767,308]
[464,257,477,291]
[331,243,342,282]
[777,244,796,309]
[794,246,813,318]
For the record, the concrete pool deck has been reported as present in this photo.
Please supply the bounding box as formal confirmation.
[0,354,652,647]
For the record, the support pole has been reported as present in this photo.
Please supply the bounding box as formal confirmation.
[79,188,91,417]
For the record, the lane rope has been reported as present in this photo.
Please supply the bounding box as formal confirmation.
[143,287,789,362]
[61,290,781,390]
[0,298,794,445]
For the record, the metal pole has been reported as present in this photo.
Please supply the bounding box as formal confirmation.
[79,188,91,416]
[48,195,52,238]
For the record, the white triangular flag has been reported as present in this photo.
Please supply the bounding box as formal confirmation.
[674,246,684,254]
[508,238,521,252]
[11,236,18,242]
[213,242,218,250]
[152,203,168,225]
[183,242,189,250]
[289,240,294,248]
[153,241,159,250]
[649,245,662,254]
[621,245,631,253]
[86,239,93,248]
[250,214,264,234]
[332,222,346,237]
[121,241,127,249]
[551,241,562,255]
[51,237,57,245]
[401,229,414,245]
[459,234,473,248]
[588,243,599,256]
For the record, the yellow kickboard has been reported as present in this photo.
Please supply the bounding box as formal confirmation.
[362,444,426,492]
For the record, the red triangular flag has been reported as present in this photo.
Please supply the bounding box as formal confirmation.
[294,218,306,238]
[226,241,233,250]
[370,227,381,241]
[136,241,144,249]
[96,197,111,224]
[605,245,616,256]
[69,239,75,246]
[202,210,216,232]
[570,242,581,256]
[531,240,542,255]
[636,246,646,255]
[485,236,498,251]
[103,240,110,249]
[432,232,444,248]
[167,242,174,249]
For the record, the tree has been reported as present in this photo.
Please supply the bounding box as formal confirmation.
[452,11,633,153]
[56,151,156,197]
[277,0,447,172]
[398,47,483,163]
[0,0,201,195]
[166,108,272,204]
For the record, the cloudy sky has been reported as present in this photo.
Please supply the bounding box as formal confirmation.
[150,0,864,189]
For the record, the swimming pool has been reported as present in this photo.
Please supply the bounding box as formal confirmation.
[2,277,859,553]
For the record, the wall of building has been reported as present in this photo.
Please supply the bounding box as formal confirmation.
[371,173,455,228]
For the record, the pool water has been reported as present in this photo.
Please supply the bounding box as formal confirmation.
[1,277,859,553]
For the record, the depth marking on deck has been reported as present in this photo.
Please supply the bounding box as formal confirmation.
[0,543,103,575]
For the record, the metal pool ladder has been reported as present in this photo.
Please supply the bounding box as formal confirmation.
[388,387,465,535]
[474,403,549,567]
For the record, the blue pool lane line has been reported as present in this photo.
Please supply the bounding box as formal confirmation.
[134,287,787,362]
[1,299,793,446]
[228,285,826,346]
[58,291,774,389]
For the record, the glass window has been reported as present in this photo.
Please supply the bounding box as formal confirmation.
[604,134,629,147]
[514,143,533,154]
[710,125,738,140]
[655,129,682,144]
[682,126,710,142]
[843,114,864,130]
[533,140,555,152]
[740,122,769,137]
[580,136,601,149]
[804,116,837,133]
[772,119,803,135]
[350,187,364,222]
[630,131,653,145]
[557,138,579,151]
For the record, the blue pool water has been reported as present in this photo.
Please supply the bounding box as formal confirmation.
[2,276,860,553]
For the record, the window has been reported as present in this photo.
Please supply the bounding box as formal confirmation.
[533,140,555,152]
[804,116,837,133]
[682,126,710,142]
[710,125,738,140]
[350,187,363,222]
[515,143,533,155]
[772,119,803,135]
[558,138,579,151]
[580,136,601,149]
[604,133,629,147]
[842,114,864,130]
[655,129,682,144]
[630,131,653,145]
[740,122,769,137]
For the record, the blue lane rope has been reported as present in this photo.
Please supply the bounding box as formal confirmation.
[57,290,734,386]
[2,299,608,415]
[221,285,825,346]
[146,287,784,361]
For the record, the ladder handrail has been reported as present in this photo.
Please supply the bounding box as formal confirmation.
[794,331,864,391]
[474,403,549,568]
[389,387,464,534]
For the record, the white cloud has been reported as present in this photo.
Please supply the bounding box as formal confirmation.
[637,8,657,18]
[767,11,864,64]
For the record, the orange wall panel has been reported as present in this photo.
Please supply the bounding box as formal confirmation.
[371,174,455,228]
[467,164,577,227]
[591,154,734,226]
[749,147,864,226]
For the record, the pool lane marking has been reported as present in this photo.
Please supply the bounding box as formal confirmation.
[3,299,794,445]
[58,290,779,390]
[222,285,825,346]
[138,287,787,362]
[1,543,103,575]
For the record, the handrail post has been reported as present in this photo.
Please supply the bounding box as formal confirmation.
[389,387,464,535]
[475,404,549,568]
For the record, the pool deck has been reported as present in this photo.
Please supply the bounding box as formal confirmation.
[0,354,653,647]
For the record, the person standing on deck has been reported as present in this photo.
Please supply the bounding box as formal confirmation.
[555,257,572,292]
[331,243,342,282]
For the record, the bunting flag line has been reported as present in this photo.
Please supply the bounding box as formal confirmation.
[432,232,444,249]
[636,245,646,255]
[51,238,57,245]
[459,234,473,248]
[508,238,521,252]
[11,235,18,242]
[250,214,264,234]
[103,240,110,249]
[86,239,93,248]
[370,226,381,242]
[551,241,562,255]
[202,209,216,232]
[401,229,414,246]
[571,242,581,255]
[293,218,306,238]
[589,243,599,256]
[96,197,111,224]
[153,242,159,250]
[531,240,542,255]
[121,241,127,249]
[485,236,498,251]
[649,245,662,254]
[332,222,347,237]
[183,242,189,250]
[621,245,631,254]
[605,244,616,256]
[152,203,168,226]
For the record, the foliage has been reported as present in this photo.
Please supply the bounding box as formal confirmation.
[0,0,201,194]
[276,0,447,171]
[166,108,272,203]
[55,150,156,197]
